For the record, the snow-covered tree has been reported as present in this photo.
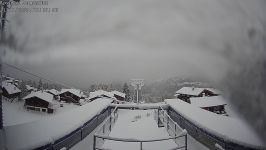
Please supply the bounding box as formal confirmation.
[123,83,130,102]
[90,84,96,92]
[37,79,43,90]
[18,80,27,101]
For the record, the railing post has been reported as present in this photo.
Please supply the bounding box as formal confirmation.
[185,134,187,150]
[157,109,160,125]
[103,124,105,134]
[140,142,143,150]
[109,116,112,131]
[93,135,96,150]
[175,123,177,136]
[166,113,169,131]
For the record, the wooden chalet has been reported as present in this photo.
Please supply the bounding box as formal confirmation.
[88,90,115,101]
[23,91,54,113]
[110,90,126,101]
[174,87,219,102]
[1,82,21,99]
[46,89,59,100]
[26,85,37,93]
[59,89,83,104]
[190,96,227,115]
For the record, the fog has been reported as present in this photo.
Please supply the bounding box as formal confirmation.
[1,0,266,143]
[3,0,265,86]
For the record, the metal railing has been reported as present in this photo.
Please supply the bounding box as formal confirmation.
[157,106,188,150]
[93,107,187,150]
[167,107,265,150]
[93,106,118,149]
[93,131,187,150]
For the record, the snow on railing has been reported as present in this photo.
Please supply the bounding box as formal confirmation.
[157,106,188,149]
[93,106,188,150]
[93,131,187,150]
[93,106,119,149]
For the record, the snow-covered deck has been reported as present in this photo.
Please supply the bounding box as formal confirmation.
[102,109,177,150]
[99,109,208,150]
[165,99,264,149]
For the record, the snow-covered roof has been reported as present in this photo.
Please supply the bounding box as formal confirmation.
[47,89,59,96]
[89,90,114,100]
[4,99,112,150]
[5,77,15,80]
[175,87,205,96]
[60,89,83,98]
[165,99,264,148]
[4,80,14,83]
[190,96,227,108]
[205,88,221,95]
[110,90,126,98]
[26,85,36,91]
[1,82,21,95]
[23,91,53,103]
[175,87,220,96]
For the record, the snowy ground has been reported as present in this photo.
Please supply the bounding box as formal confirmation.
[4,99,112,150]
[81,109,208,150]
[2,98,79,126]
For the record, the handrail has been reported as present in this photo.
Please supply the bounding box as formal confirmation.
[94,107,188,150]
[94,130,187,143]
[94,106,118,135]
[159,106,180,129]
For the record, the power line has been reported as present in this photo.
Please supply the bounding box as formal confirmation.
[2,62,79,90]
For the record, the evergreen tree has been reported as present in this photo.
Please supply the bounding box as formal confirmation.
[32,81,36,88]
[90,84,96,92]
[123,83,130,102]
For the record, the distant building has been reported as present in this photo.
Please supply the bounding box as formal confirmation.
[110,90,126,101]
[59,89,83,104]
[1,82,21,99]
[46,89,59,100]
[26,85,37,93]
[174,87,219,102]
[88,90,115,101]
[23,91,54,113]
[190,96,227,115]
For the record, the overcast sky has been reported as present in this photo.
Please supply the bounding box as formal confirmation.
[2,0,266,88]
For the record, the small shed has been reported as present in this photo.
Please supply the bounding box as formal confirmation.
[190,96,227,114]
[23,91,54,113]
[1,82,21,99]
[59,89,83,104]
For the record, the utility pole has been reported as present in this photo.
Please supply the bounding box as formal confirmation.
[0,0,5,148]
[0,0,20,148]
[0,0,5,147]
